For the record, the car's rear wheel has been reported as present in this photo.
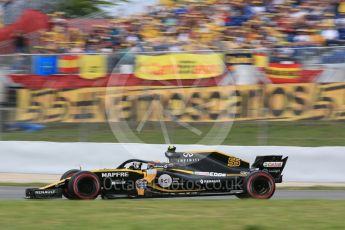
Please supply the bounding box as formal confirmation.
[60,169,80,199]
[244,171,275,199]
[68,171,100,200]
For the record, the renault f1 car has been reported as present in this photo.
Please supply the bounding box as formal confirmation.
[26,148,288,200]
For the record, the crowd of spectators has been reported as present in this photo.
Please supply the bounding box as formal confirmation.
[21,0,345,53]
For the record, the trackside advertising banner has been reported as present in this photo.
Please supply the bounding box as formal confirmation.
[135,53,225,80]
[16,83,345,123]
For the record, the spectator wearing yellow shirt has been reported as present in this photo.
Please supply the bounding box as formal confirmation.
[338,1,345,16]
[309,29,325,46]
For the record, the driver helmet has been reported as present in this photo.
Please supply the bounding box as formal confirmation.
[167,146,176,152]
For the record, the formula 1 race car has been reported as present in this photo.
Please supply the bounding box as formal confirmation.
[26,147,288,200]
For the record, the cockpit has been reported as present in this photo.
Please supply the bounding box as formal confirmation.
[117,159,151,170]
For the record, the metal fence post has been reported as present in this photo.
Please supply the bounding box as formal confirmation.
[0,106,2,141]
[257,76,269,146]
[257,107,268,146]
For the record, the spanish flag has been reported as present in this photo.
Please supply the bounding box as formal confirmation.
[266,63,301,83]
[58,55,79,73]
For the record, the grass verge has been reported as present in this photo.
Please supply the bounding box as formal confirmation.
[277,186,345,191]
[1,121,345,146]
[0,200,344,230]
[0,182,48,187]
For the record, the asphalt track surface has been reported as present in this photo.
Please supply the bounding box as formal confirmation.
[1,186,345,200]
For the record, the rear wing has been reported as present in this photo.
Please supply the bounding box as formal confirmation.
[252,155,288,183]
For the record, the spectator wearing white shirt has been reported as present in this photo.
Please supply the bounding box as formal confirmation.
[294,29,312,44]
[321,25,340,45]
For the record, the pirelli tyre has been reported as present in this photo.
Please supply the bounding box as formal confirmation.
[241,171,276,199]
[67,171,101,200]
[60,169,80,199]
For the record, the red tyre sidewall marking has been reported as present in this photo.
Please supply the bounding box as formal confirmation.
[73,173,100,200]
[246,172,275,199]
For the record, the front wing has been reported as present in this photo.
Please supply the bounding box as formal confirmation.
[26,188,63,199]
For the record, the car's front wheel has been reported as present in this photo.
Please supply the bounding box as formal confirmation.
[60,169,80,199]
[67,171,100,200]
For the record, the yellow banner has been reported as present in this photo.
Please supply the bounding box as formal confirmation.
[15,83,345,123]
[79,55,107,79]
[135,53,225,80]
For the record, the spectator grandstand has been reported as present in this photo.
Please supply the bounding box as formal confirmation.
[3,0,345,53]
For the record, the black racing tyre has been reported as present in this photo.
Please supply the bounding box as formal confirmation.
[60,169,80,199]
[61,169,80,180]
[67,171,100,200]
[245,171,276,199]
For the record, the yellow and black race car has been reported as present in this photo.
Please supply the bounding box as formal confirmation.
[26,147,288,200]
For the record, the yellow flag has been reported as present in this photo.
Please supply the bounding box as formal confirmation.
[79,55,107,79]
[0,14,3,28]
[339,2,345,14]
[254,53,268,68]
[160,0,176,7]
